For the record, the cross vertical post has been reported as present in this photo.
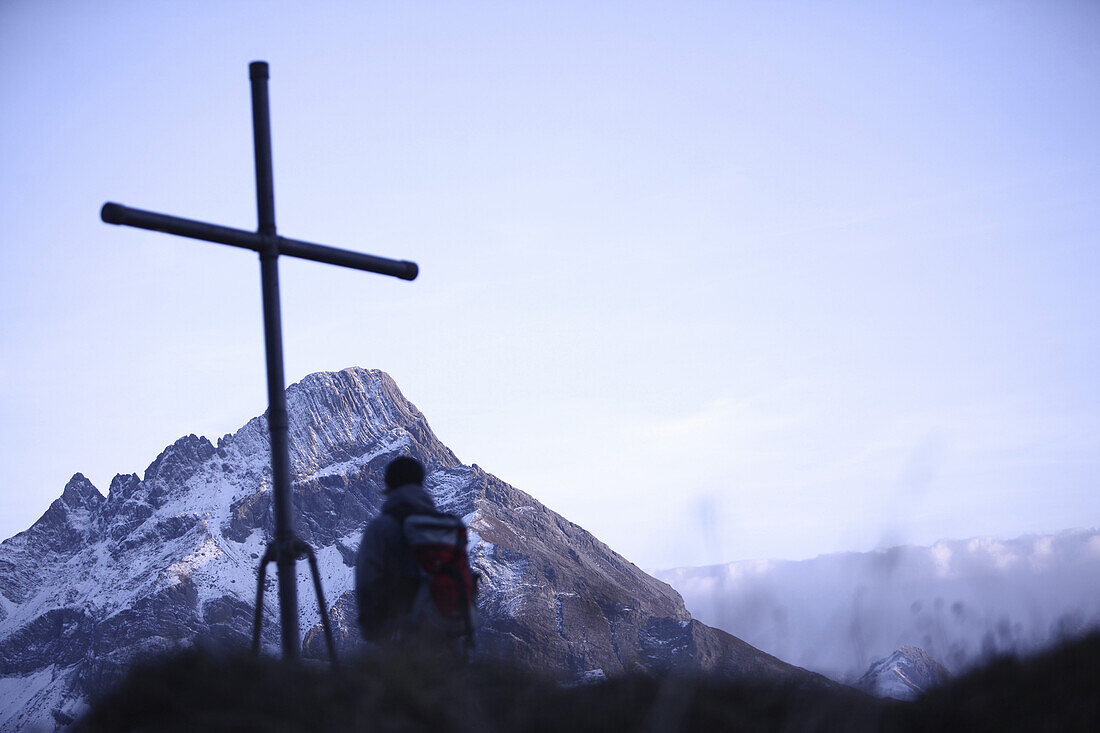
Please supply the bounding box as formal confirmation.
[100,61,419,661]
[249,61,300,659]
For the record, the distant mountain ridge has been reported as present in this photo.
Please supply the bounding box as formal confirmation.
[0,368,821,731]
[855,645,951,700]
[656,528,1100,683]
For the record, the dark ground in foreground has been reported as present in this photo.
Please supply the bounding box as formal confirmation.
[76,633,1100,732]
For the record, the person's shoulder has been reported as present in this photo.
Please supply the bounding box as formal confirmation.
[360,512,395,541]
[368,509,407,538]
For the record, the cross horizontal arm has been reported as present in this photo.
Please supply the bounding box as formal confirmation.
[101,202,418,281]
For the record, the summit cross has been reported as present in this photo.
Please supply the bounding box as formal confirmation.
[100,61,418,661]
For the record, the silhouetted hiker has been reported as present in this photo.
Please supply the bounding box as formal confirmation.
[355,457,477,653]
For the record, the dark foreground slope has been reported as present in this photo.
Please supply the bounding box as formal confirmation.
[77,633,1100,733]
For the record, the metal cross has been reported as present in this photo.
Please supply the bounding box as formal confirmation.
[101,61,417,660]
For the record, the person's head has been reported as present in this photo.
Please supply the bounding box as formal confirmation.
[384,456,425,491]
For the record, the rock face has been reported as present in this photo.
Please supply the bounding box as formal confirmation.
[855,646,950,700]
[0,368,818,731]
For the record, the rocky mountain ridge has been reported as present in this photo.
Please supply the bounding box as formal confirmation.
[0,368,819,731]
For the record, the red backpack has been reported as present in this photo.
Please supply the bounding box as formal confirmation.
[401,511,478,645]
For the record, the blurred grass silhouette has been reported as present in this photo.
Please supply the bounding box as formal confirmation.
[76,632,1100,732]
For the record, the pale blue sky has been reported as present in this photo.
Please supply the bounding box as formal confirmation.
[2,0,1098,568]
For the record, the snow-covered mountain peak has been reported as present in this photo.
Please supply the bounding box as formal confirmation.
[855,645,950,700]
[59,474,104,511]
[107,473,141,499]
[0,367,817,731]
[283,368,458,475]
[9,475,105,557]
[142,434,216,487]
[210,368,457,486]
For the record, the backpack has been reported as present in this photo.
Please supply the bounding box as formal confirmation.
[401,511,478,645]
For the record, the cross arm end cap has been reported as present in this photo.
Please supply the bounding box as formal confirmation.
[101,202,125,224]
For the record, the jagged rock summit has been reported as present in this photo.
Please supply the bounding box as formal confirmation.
[856,646,951,701]
[0,367,820,731]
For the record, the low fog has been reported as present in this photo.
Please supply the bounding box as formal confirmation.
[657,528,1100,682]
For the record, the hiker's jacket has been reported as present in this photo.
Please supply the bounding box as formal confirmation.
[355,481,437,642]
